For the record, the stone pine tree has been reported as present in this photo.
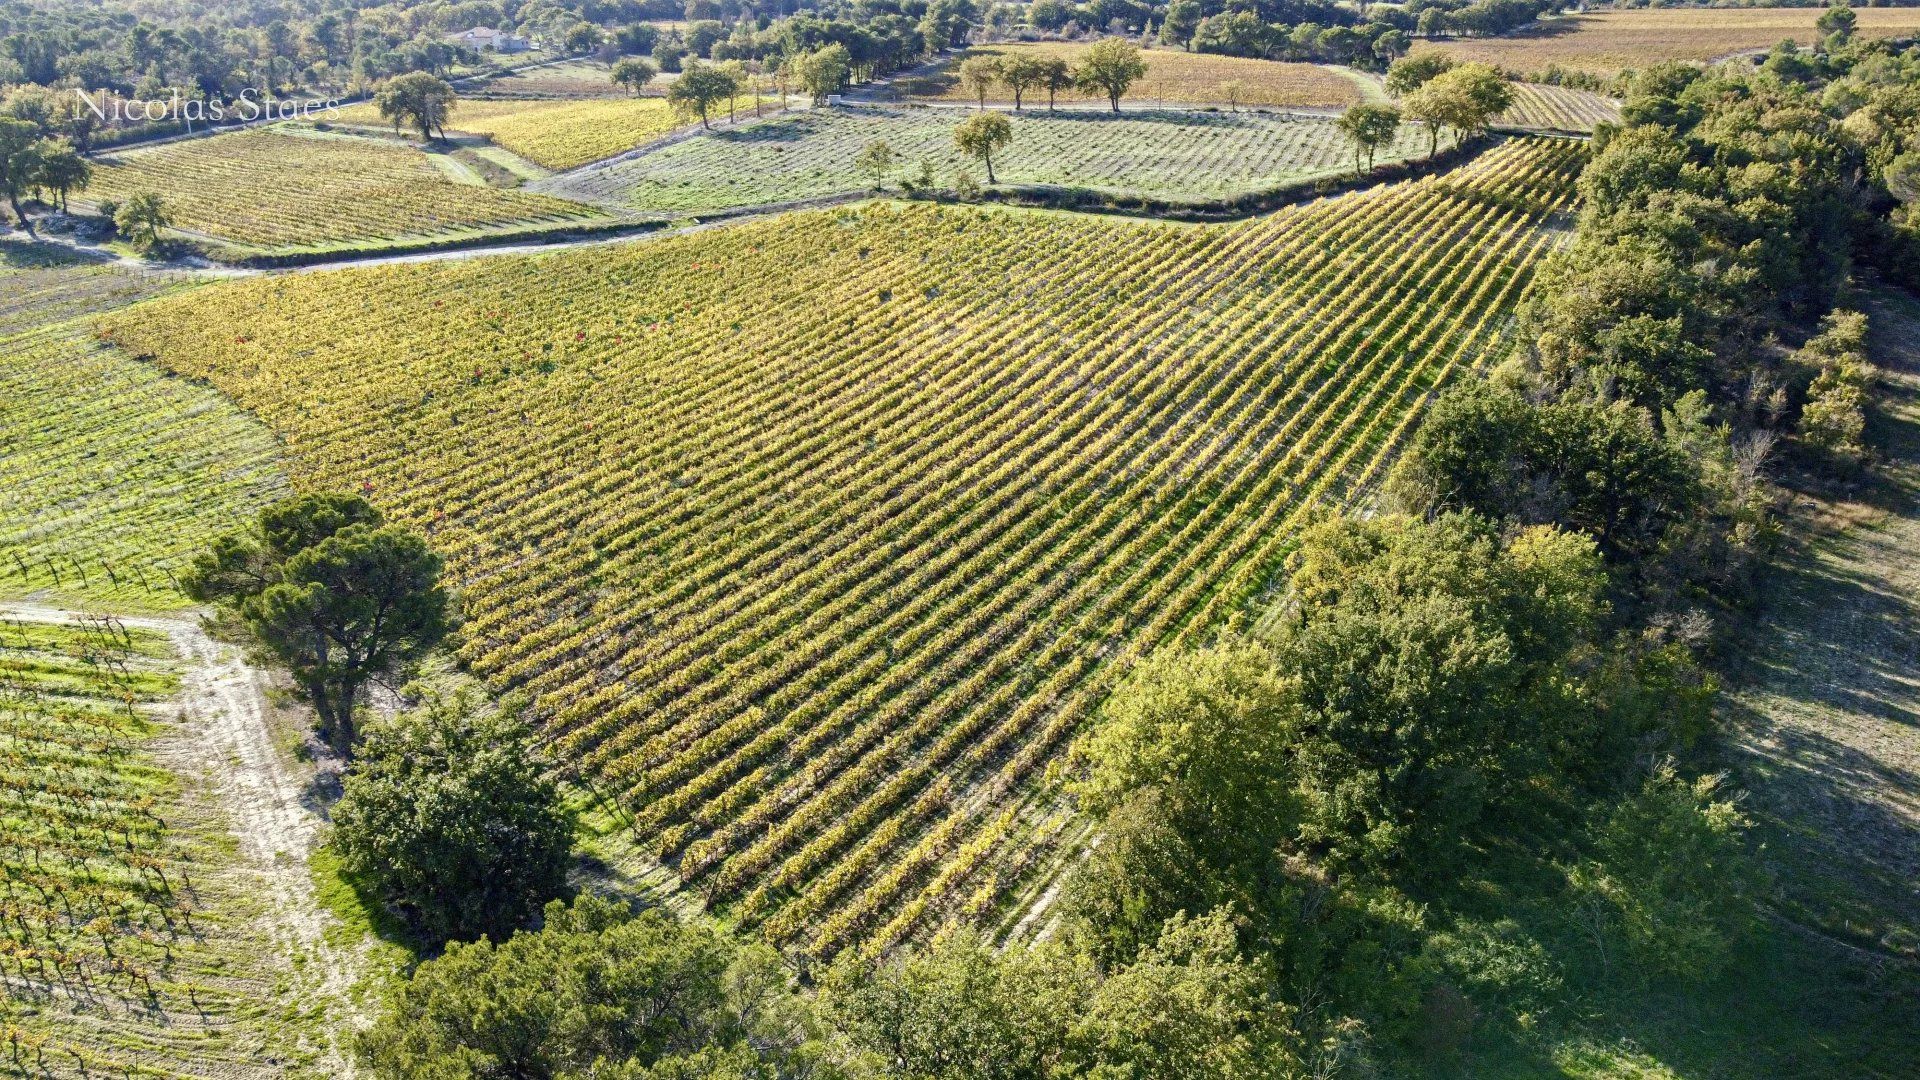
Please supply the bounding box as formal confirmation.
[184,492,450,754]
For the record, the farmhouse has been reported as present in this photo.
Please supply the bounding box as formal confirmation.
[448,26,531,53]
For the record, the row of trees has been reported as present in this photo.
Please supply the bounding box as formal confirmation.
[616,2,981,90]
[955,37,1146,111]
[1155,0,1562,68]
[0,85,175,248]
[1332,56,1514,172]
[0,114,87,226]
[182,19,1920,1080]
[339,506,1752,1075]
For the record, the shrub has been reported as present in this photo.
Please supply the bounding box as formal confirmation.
[1571,764,1761,983]
[1795,309,1872,469]
[331,688,573,945]
[356,894,813,1077]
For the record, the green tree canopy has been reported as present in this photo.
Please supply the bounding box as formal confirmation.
[953,110,1013,184]
[1036,56,1073,111]
[1274,513,1609,868]
[1815,3,1858,40]
[1401,62,1510,157]
[957,53,1003,109]
[1570,764,1760,983]
[113,190,171,250]
[1078,639,1298,862]
[1072,37,1148,112]
[668,60,740,130]
[999,54,1045,111]
[822,910,1299,1079]
[357,895,813,1077]
[184,492,450,752]
[1390,381,1700,562]
[374,71,457,141]
[854,139,896,189]
[795,43,851,105]
[33,137,88,211]
[331,689,574,945]
[1336,102,1402,173]
[0,117,42,226]
[610,56,658,96]
[1384,52,1455,97]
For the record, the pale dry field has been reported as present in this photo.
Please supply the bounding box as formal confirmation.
[1416,8,1920,76]
[893,42,1368,108]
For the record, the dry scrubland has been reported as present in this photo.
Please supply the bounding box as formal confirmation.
[895,41,1368,107]
[1417,7,1920,76]
[99,139,1584,955]
[86,128,599,250]
[325,95,775,170]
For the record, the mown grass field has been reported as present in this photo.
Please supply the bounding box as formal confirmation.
[539,104,1430,212]
[0,244,288,611]
[323,95,777,171]
[0,616,308,1077]
[99,138,1584,954]
[85,127,603,251]
[893,41,1369,108]
[1416,8,1920,77]
[473,58,630,99]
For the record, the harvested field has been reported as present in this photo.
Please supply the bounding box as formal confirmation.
[1416,8,1920,77]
